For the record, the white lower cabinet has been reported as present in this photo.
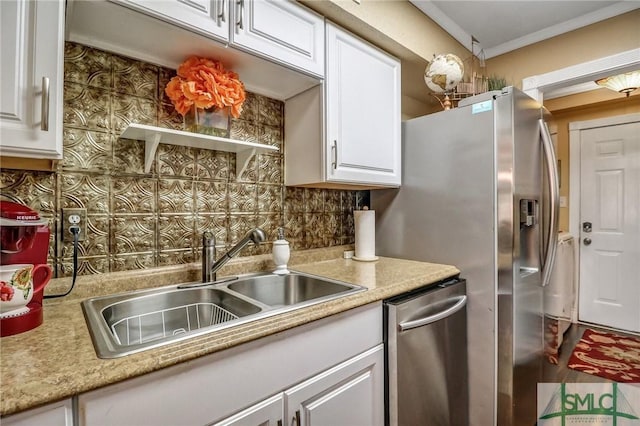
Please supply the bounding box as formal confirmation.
[212,394,284,426]
[78,303,382,426]
[1,399,73,426]
[214,345,384,426]
[285,345,384,426]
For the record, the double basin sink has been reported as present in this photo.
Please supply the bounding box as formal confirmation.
[82,271,365,358]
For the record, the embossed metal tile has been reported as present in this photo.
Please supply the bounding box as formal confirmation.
[63,82,111,131]
[195,149,230,181]
[110,253,156,272]
[284,187,305,213]
[112,94,157,135]
[258,96,283,127]
[113,138,148,175]
[195,214,228,249]
[324,190,341,212]
[304,188,324,213]
[158,215,195,250]
[156,144,196,177]
[195,181,227,213]
[259,124,283,149]
[258,154,282,184]
[158,249,194,266]
[304,213,325,249]
[157,179,193,214]
[228,183,257,212]
[284,212,304,240]
[64,42,112,89]
[58,256,110,277]
[230,154,258,182]
[239,92,259,123]
[323,213,342,247]
[257,184,282,213]
[59,215,110,258]
[0,170,56,215]
[256,213,283,241]
[111,215,156,254]
[158,102,184,131]
[112,54,158,100]
[60,173,110,213]
[230,119,259,143]
[112,177,156,214]
[229,213,258,244]
[62,128,112,172]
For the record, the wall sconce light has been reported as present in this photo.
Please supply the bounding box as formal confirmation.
[595,70,640,97]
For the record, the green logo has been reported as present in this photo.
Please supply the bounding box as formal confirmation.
[539,383,639,425]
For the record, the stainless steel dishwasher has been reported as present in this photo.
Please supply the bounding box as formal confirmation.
[384,278,468,426]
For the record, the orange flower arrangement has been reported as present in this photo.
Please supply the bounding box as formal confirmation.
[165,56,246,118]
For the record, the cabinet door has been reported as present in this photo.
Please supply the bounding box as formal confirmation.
[112,0,228,42]
[325,23,401,187]
[0,0,63,159]
[1,399,73,426]
[284,345,384,426]
[231,0,324,77]
[212,394,283,426]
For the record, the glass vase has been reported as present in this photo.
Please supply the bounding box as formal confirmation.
[184,105,230,138]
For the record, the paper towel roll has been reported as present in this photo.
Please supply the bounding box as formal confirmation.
[354,210,377,261]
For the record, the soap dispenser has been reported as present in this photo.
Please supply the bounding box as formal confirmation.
[272,227,290,275]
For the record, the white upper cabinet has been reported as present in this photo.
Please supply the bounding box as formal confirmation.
[325,23,401,187]
[231,0,325,77]
[0,0,64,159]
[112,0,229,42]
[285,22,401,188]
[66,0,323,100]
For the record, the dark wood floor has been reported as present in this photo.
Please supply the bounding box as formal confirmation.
[543,322,639,383]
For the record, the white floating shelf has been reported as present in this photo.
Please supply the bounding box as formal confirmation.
[120,123,279,176]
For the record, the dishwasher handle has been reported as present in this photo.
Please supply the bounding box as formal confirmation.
[398,295,467,332]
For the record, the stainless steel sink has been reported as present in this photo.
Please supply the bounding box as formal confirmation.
[82,271,365,358]
[227,274,358,307]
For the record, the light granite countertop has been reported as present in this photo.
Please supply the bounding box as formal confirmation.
[0,246,459,416]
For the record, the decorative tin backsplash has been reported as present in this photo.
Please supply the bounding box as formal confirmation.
[0,42,367,277]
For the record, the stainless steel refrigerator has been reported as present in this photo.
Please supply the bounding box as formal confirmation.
[372,87,559,425]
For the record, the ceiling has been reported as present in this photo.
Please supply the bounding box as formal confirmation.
[410,1,639,59]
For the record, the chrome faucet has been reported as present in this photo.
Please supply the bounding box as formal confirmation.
[202,228,266,282]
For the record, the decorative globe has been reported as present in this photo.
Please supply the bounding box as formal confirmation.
[424,53,465,93]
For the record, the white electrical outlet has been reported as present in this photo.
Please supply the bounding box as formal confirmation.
[61,208,87,242]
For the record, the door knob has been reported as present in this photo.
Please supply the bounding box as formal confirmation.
[584,237,592,246]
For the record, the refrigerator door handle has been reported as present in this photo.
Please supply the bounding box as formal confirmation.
[398,295,467,331]
[539,119,560,287]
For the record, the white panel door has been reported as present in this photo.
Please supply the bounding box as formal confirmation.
[0,0,63,159]
[325,23,401,187]
[2,399,73,426]
[231,0,324,76]
[284,345,384,426]
[112,0,229,41]
[212,394,283,426]
[578,121,640,332]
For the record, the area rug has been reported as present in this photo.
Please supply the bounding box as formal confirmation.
[568,328,640,382]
